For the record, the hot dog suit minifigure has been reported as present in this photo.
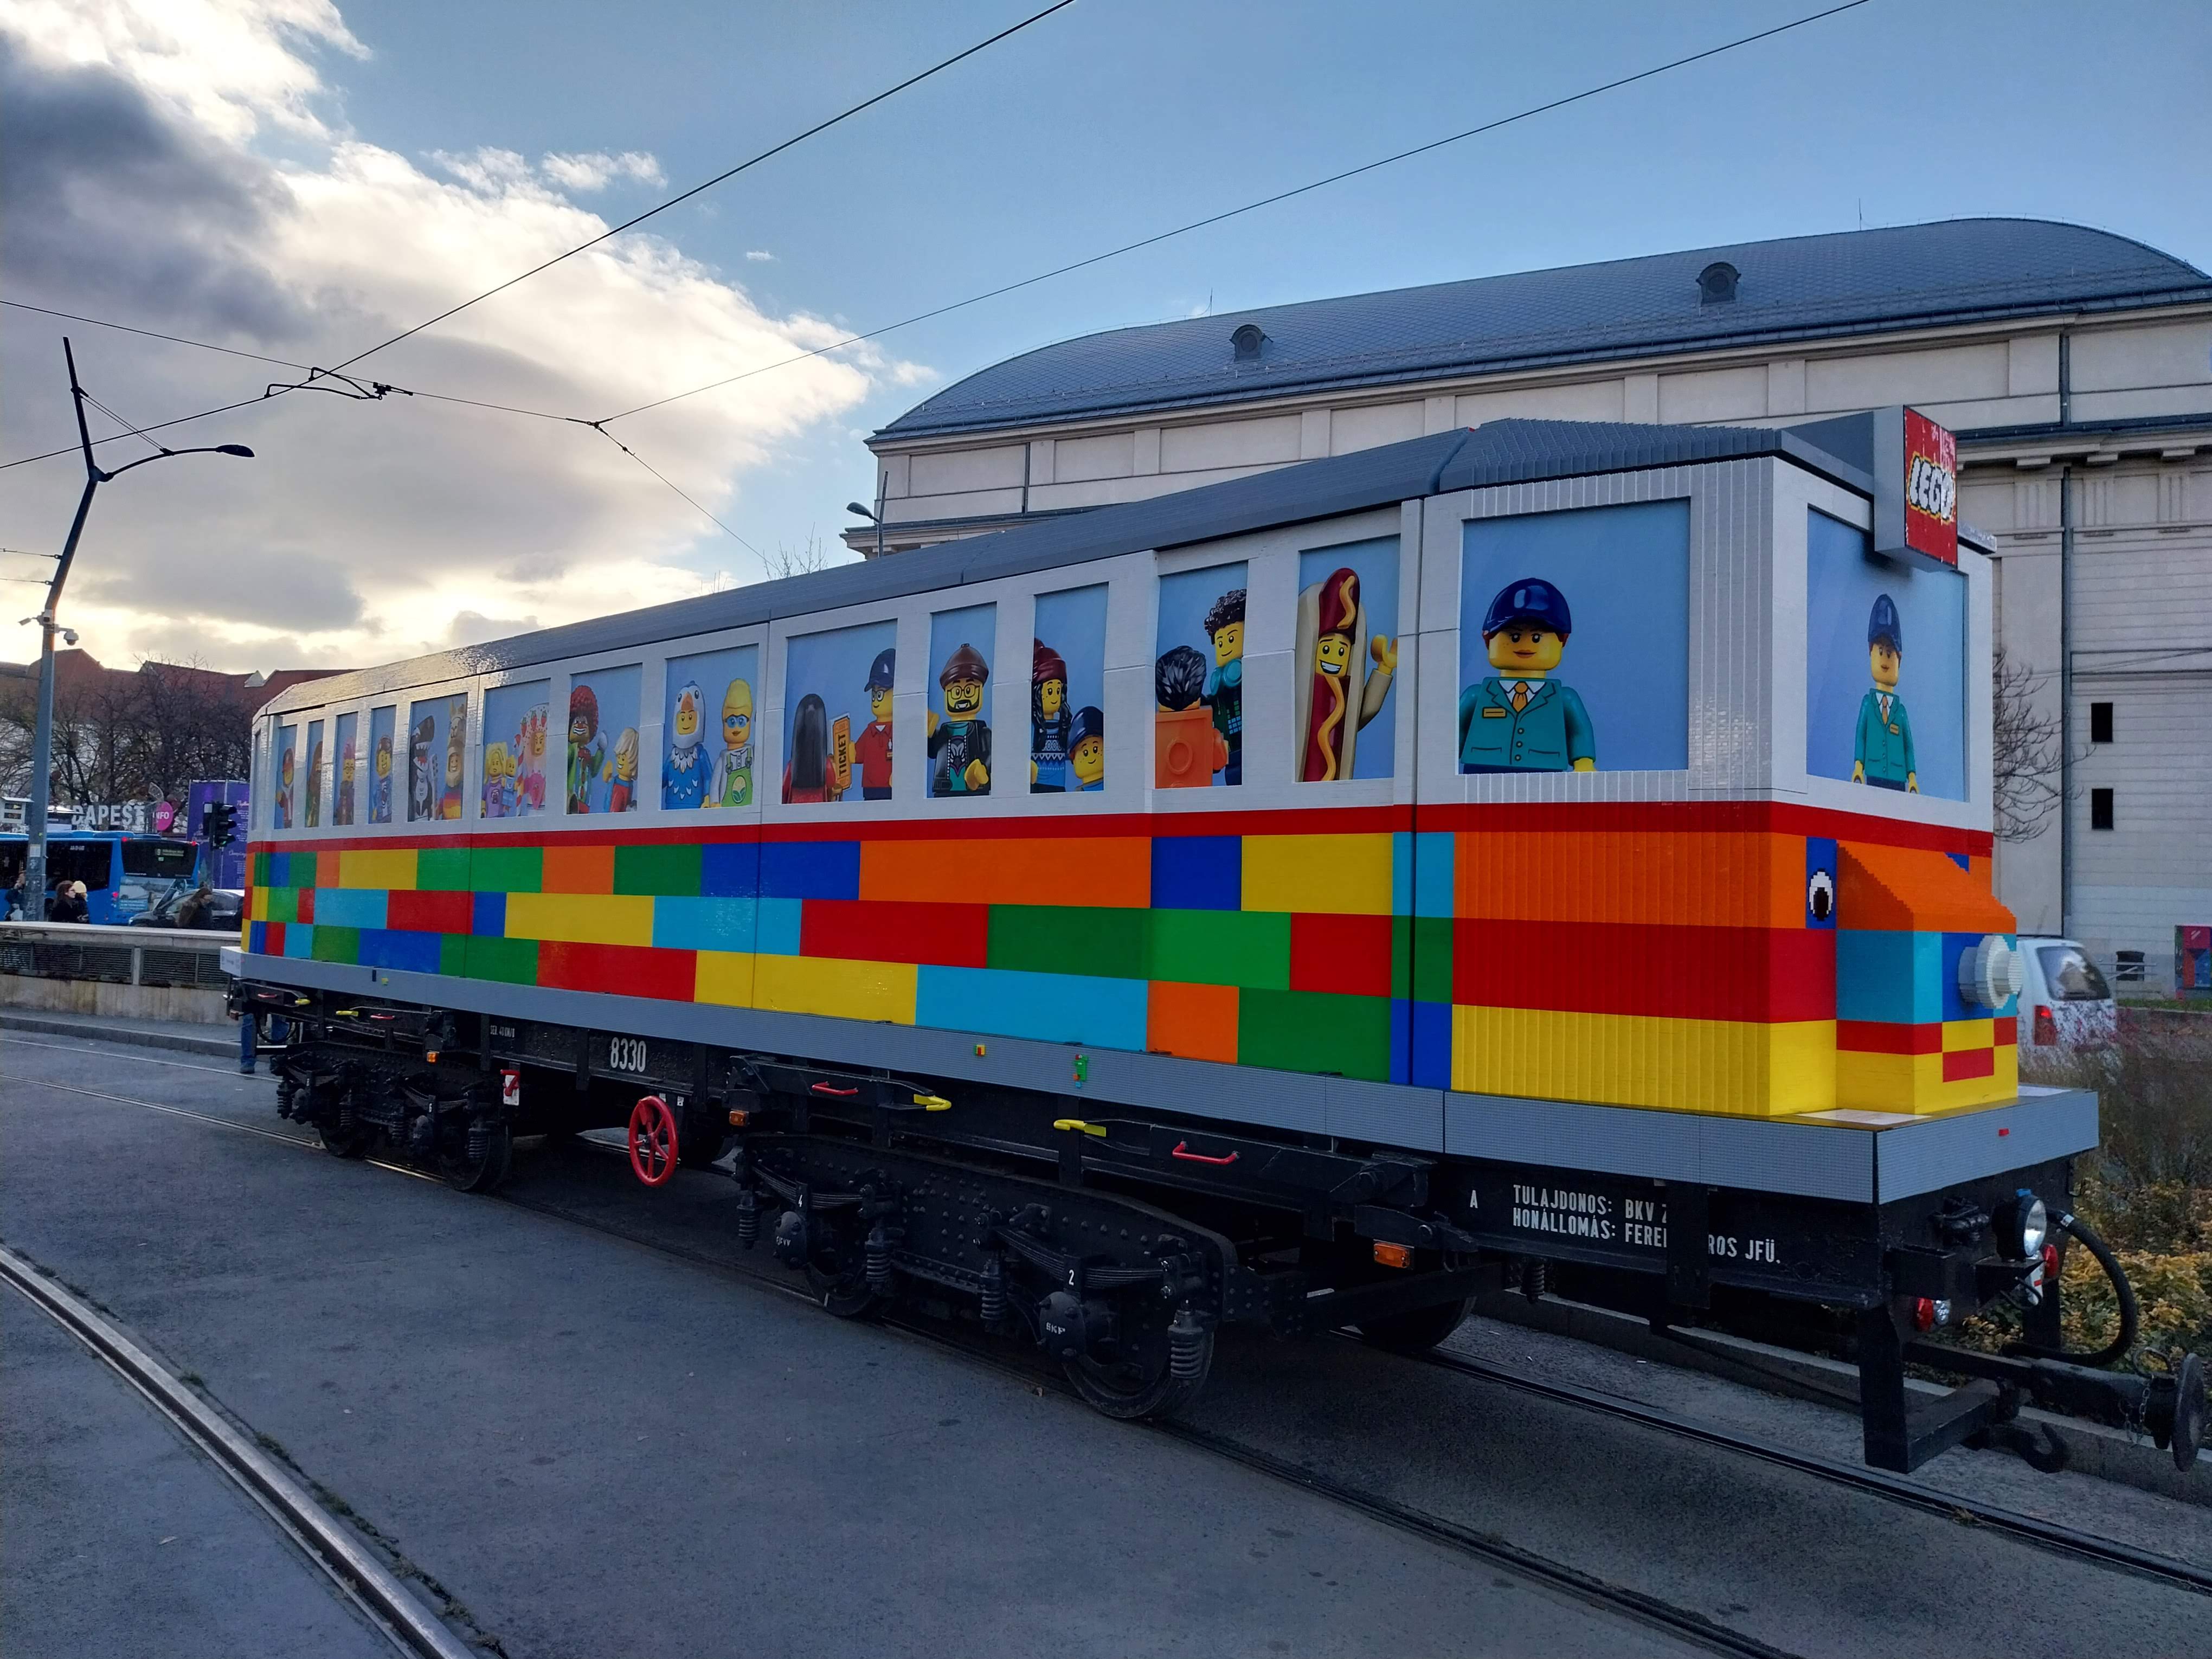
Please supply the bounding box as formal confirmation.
[1458,577,1595,774]
[1294,565,1396,782]
[928,642,992,796]
[1852,594,1917,793]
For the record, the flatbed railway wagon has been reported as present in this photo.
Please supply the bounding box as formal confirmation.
[229,413,2205,1475]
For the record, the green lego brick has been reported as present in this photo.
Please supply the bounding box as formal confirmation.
[988,904,1148,980]
[416,846,472,891]
[438,933,468,976]
[1146,909,1291,991]
[310,925,359,965]
[464,935,540,985]
[614,843,702,897]
[265,887,299,924]
[1238,988,1394,1083]
[1402,916,1454,1004]
[471,844,543,893]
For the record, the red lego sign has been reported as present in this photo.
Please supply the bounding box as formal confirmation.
[1901,409,1958,566]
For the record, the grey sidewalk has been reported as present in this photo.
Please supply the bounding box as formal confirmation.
[0,1006,236,1058]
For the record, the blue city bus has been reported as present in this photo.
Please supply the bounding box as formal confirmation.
[0,832,203,923]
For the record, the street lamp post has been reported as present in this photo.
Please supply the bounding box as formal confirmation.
[845,500,885,560]
[21,338,252,916]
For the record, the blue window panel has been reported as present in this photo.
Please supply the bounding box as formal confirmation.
[915,965,1148,1051]
[314,888,388,930]
[700,840,761,899]
[653,896,757,953]
[1836,930,1942,1025]
[1409,1000,1453,1089]
[358,928,443,976]
[282,924,316,960]
[1412,832,1456,919]
[1150,835,1239,911]
[248,921,268,954]
[759,840,859,902]
[754,897,803,957]
[471,891,505,938]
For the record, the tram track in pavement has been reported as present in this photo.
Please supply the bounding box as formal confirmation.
[8,1040,2209,1639]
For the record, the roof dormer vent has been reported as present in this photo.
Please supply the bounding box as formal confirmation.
[1231,323,1268,362]
[1697,261,1740,305]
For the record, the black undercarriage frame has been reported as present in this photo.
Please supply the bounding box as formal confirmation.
[240,982,2196,1473]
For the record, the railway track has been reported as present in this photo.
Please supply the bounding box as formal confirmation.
[9,1037,2209,1649]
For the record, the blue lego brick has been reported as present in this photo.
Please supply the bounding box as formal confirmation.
[1836,929,1943,1024]
[915,964,1149,1050]
[1150,834,1240,911]
[1409,999,1453,1089]
[755,897,803,957]
[1946,852,1971,871]
[248,921,268,954]
[471,891,505,937]
[313,888,387,930]
[652,896,757,953]
[1805,837,1837,930]
[268,851,293,888]
[358,927,445,976]
[700,840,762,899]
[759,839,859,902]
[1412,832,1456,919]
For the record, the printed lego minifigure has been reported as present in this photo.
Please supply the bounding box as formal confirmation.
[1030,640,1070,792]
[516,706,548,813]
[1201,588,1246,785]
[1155,645,1227,789]
[707,678,754,808]
[275,744,295,828]
[439,720,465,819]
[1294,565,1397,782]
[928,641,993,796]
[482,741,515,819]
[1070,706,1104,792]
[661,679,708,809]
[1457,577,1595,774]
[783,692,843,803]
[408,717,436,821]
[608,728,639,812]
[855,648,895,800]
[335,740,356,826]
[371,732,393,823]
[1852,594,1917,793]
[567,684,603,814]
[304,738,324,826]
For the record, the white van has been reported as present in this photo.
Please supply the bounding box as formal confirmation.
[2016,935,2119,1056]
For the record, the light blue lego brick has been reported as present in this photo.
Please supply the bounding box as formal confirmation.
[1413,831,1456,918]
[652,896,757,953]
[312,888,387,930]
[915,965,1148,1051]
[282,924,317,960]
[1836,929,1943,1025]
[755,897,803,957]
[1392,832,1412,915]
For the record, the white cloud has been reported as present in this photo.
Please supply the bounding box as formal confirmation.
[0,0,903,674]
[744,249,775,262]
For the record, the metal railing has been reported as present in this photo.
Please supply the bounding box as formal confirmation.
[0,921,233,992]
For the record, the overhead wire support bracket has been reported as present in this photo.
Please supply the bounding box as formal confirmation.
[262,368,410,402]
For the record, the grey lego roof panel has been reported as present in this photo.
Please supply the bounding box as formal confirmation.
[267,419,1863,713]
[878,218,2212,440]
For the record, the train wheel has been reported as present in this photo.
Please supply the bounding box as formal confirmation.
[441,1120,512,1194]
[628,1096,678,1187]
[803,1236,880,1319]
[1064,1320,1212,1420]
[318,1118,369,1160]
[1352,1296,1474,1354]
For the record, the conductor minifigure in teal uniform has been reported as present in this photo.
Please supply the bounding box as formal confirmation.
[1458,578,1596,773]
[1853,594,1917,793]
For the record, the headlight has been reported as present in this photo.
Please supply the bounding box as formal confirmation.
[2007,1191,2048,1259]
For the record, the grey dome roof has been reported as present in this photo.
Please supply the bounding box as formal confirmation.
[878,218,2211,440]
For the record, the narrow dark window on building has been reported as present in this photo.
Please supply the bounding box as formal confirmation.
[2090,701,2114,743]
[2090,788,2114,831]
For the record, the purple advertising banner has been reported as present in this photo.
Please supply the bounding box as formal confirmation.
[185,780,250,889]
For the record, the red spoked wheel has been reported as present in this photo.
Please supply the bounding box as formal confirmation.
[628,1095,678,1187]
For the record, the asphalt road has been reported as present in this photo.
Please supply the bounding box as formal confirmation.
[4,1028,2210,1658]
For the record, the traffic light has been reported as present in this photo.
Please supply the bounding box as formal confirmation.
[203,801,237,848]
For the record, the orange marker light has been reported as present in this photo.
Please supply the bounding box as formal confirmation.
[727,1108,750,1128]
[1372,1242,1413,1270]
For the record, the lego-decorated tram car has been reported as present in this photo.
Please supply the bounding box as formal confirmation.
[229,414,2204,1473]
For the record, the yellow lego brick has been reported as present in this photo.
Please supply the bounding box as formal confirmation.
[339,847,417,891]
[1452,1006,1835,1117]
[1941,1019,1995,1052]
[694,949,756,1009]
[753,953,916,1024]
[249,886,269,922]
[1242,833,1393,916]
[501,891,655,948]
[1836,1045,2016,1114]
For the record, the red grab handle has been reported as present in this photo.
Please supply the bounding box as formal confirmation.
[1170,1140,1238,1166]
[809,1083,859,1097]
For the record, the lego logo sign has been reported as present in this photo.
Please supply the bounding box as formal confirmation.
[1902,410,1957,566]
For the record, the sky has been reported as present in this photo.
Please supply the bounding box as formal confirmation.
[2,0,2207,676]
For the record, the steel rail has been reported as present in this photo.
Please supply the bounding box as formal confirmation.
[1396,1342,2212,1598]
[0,1243,476,1659]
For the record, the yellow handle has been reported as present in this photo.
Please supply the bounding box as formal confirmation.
[1052,1118,1107,1138]
[912,1094,952,1112]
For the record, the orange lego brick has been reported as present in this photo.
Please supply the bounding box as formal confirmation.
[1147,980,1239,1064]
[1837,843,2013,933]
[860,835,1149,909]
[541,842,615,895]
[1456,830,1804,929]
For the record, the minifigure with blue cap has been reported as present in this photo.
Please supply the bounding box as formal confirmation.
[1853,593,1917,792]
[1458,576,1597,773]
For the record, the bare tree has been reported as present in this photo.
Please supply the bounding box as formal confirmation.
[1992,644,2065,844]
[761,529,841,582]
